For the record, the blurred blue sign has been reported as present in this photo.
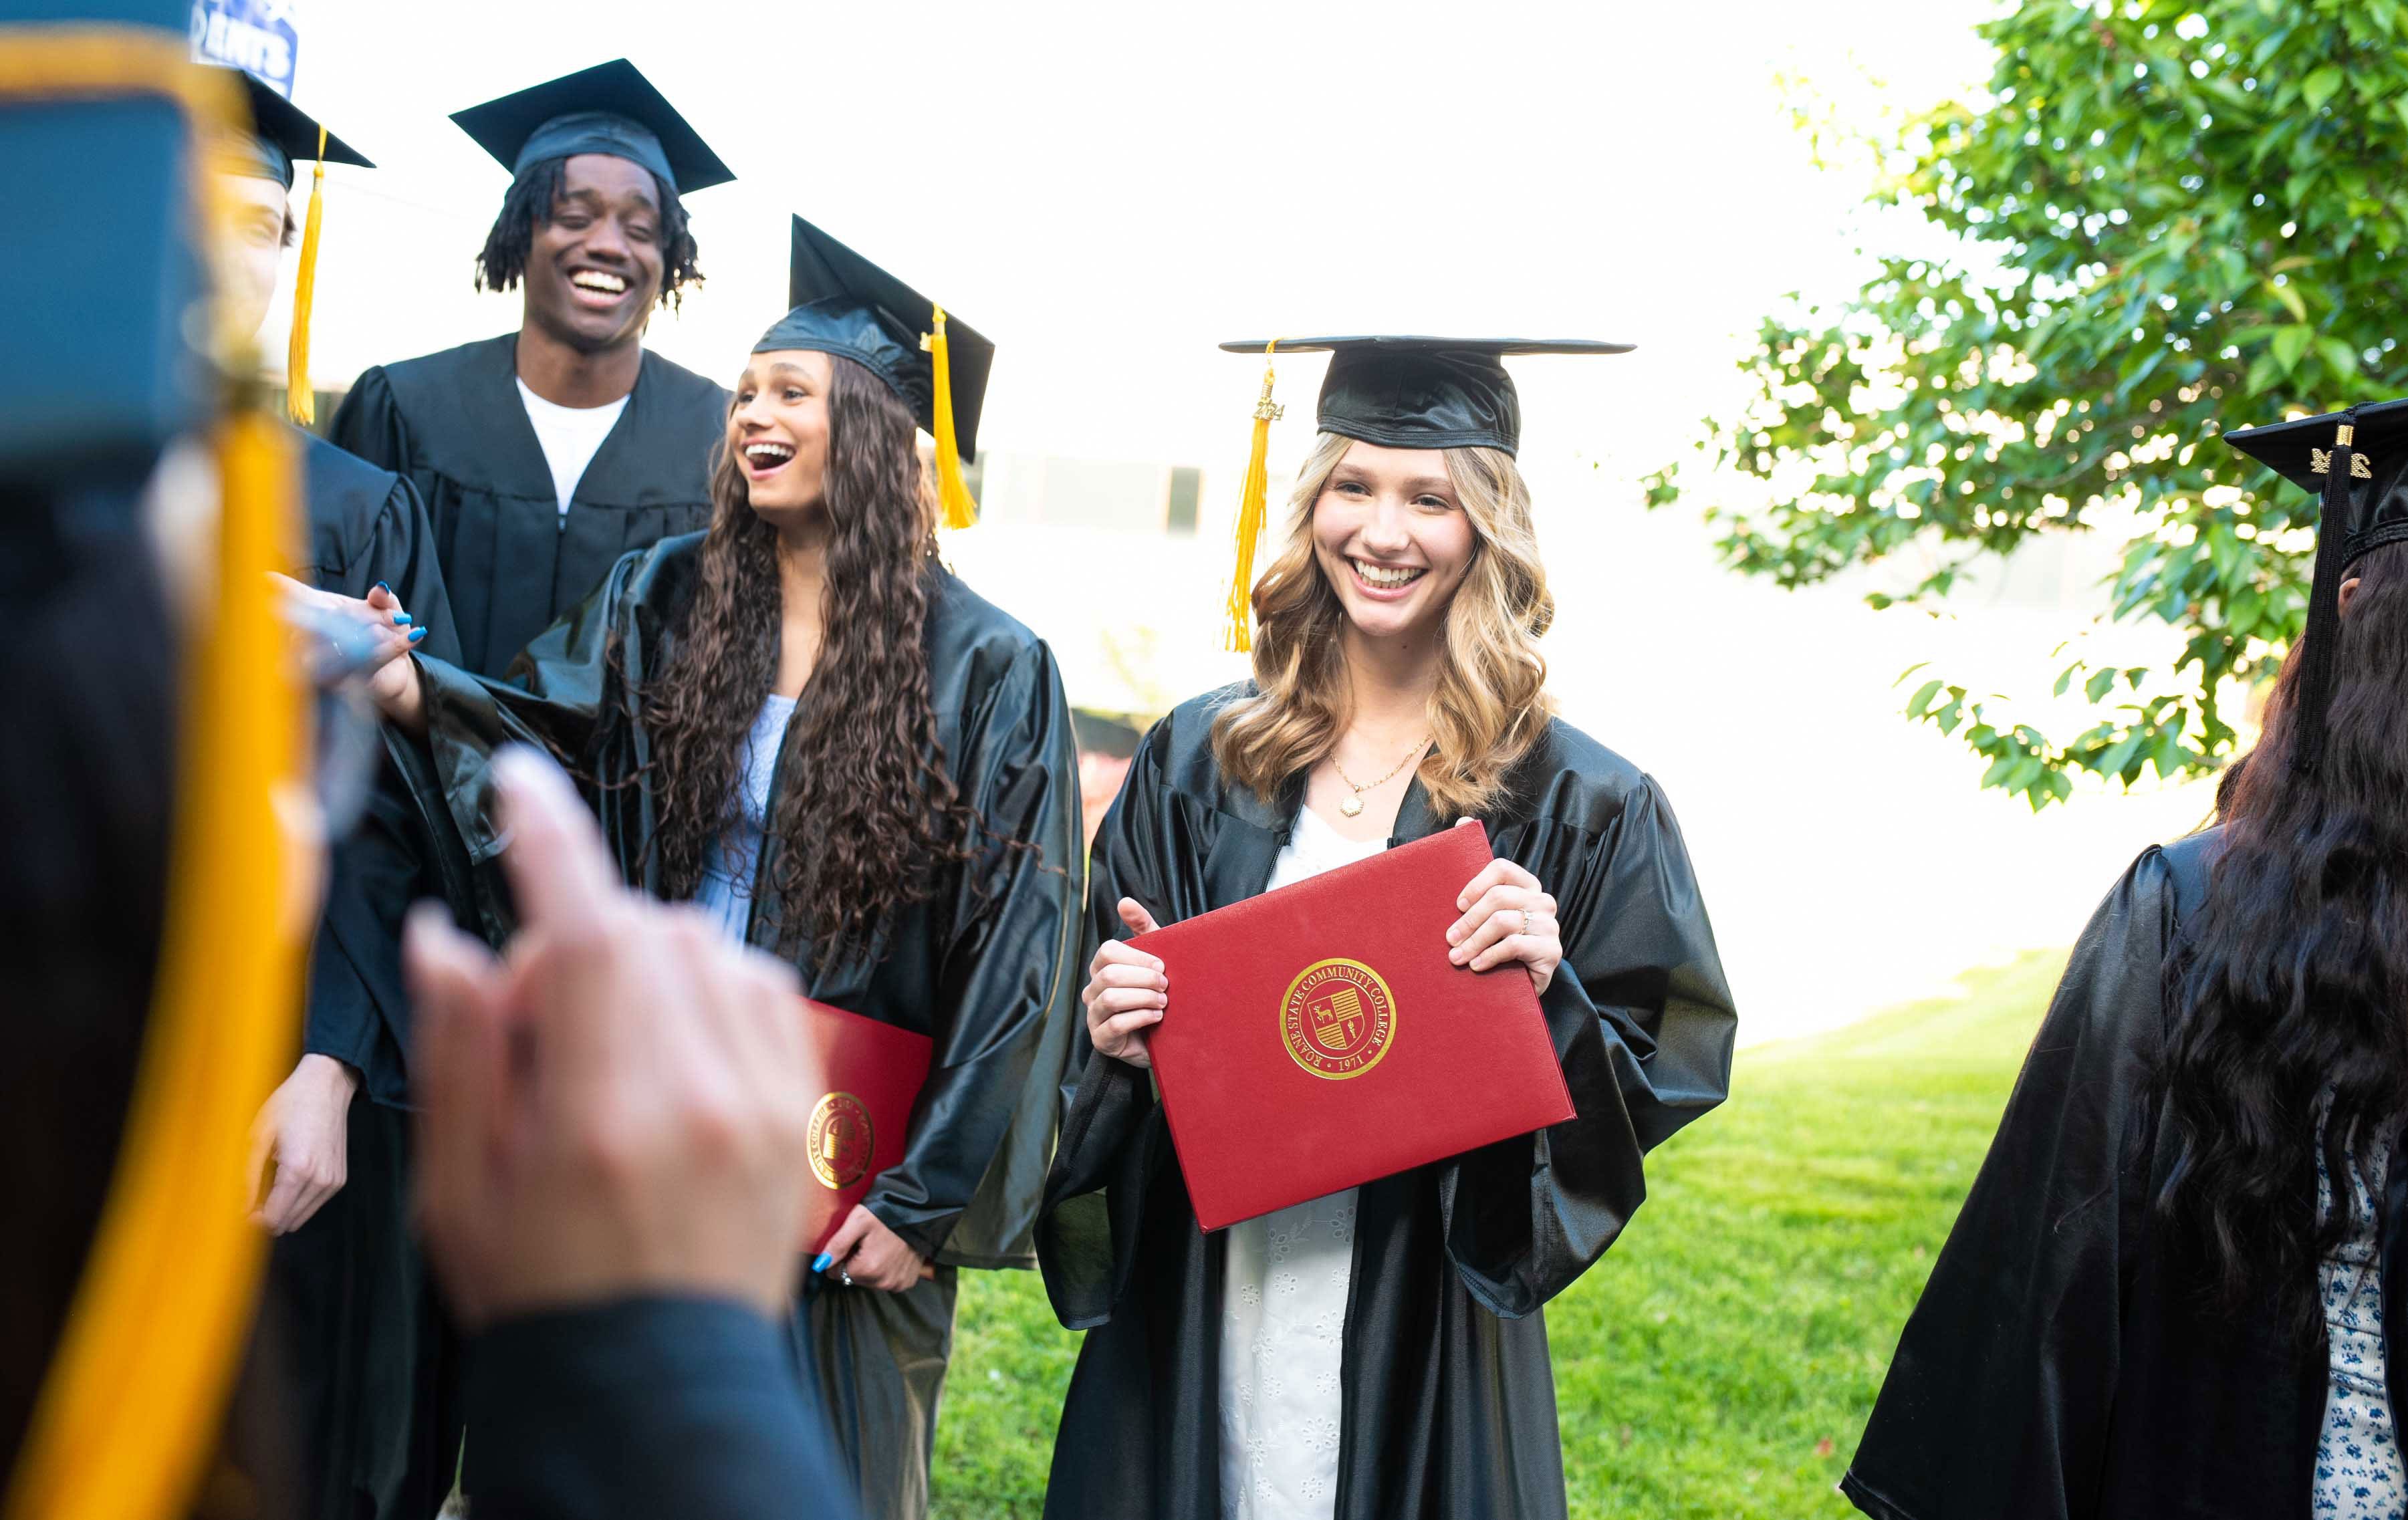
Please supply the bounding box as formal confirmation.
[190,0,299,96]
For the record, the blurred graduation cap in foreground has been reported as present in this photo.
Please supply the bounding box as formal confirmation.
[754,213,993,529]
[0,5,308,1515]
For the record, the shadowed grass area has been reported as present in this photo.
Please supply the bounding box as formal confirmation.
[933,950,2063,1517]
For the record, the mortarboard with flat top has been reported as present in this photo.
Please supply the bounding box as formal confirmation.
[1216,336,1634,457]
[449,57,733,195]
[2223,397,2408,775]
[1209,336,1634,649]
[222,66,370,189]
[753,213,991,527]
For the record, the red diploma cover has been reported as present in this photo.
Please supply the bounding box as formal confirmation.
[796,999,933,1257]
[1135,820,1575,1231]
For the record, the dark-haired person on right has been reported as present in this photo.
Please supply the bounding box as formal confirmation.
[330,59,733,681]
[1843,402,2408,1520]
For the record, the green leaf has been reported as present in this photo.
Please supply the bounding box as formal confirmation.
[2272,324,2314,373]
[2085,668,2117,703]
[1905,678,1945,719]
[2269,281,2309,324]
[2304,66,2345,112]
[2319,335,2363,377]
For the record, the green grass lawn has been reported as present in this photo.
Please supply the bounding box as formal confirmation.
[932,949,2065,1517]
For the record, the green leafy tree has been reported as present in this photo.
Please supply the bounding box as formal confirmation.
[1650,0,2408,807]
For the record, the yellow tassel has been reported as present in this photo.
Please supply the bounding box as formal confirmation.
[5,406,304,1520]
[283,125,326,426]
[923,304,978,530]
[1223,343,1282,652]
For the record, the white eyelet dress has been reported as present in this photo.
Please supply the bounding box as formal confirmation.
[1217,805,1387,1520]
[2316,1138,2403,1520]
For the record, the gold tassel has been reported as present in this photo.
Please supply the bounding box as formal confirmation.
[922,304,978,530]
[1224,342,1282,652]
[283,125,326,426]
[6,406,305,1520]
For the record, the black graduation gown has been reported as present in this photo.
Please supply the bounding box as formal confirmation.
[1843,828,2408,1520]
[1037,688,1739,1520]
[293,424,459,1100]
[263,428,466,1520]
[400,533,1085,1520]
[330,334,727,678]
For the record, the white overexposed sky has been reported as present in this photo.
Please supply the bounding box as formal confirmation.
[264,0,2229,1043]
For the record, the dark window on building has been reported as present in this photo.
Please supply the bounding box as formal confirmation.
[1166,466,1201,535]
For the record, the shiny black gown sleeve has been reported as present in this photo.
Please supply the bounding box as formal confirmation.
[1446,774,1738,1318]
[860,638,1086,1265]
[1840,847,2178,1520]
[404,547,652,940]
[465,1295,860,1520]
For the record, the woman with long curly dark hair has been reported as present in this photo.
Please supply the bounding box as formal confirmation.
[1844,401,2408,1520]
[330,219,1084,1520]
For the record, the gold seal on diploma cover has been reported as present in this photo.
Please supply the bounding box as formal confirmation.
[808,1092,876,1188]
[1280,959,1397,1080]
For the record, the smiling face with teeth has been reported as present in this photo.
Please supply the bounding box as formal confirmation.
[728,349,835,519]
[522,154,667,355]
[1309,440,1477,648]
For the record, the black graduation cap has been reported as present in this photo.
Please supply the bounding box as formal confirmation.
[449,57,733,195]
[1216,336,1634,457]
[755,215,991,527]
[764,215,993,459]
[224,68,372,190]
[2223,398,2408,774]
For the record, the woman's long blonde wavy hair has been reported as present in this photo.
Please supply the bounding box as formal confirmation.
[1211,430,1556,819]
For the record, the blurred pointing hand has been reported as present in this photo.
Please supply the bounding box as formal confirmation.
[405,747,819,1328]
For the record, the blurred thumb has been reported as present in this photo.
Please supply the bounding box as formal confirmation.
[491,746,620,934]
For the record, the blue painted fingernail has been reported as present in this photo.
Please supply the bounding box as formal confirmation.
[812,1253,832,1273]
[408,626,427,643]
[374,581,391,594]
[392,612,412,625]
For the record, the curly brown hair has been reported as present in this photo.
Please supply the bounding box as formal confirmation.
[642,356,983,967]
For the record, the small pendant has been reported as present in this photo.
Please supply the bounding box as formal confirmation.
[1340,794,1364,817]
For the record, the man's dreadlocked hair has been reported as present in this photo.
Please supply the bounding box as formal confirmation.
[472,156,703,309]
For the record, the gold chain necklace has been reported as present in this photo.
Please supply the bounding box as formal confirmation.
[1329,736,1431,817]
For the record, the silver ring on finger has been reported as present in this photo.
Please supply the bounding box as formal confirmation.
[1519,908,1532,937]
[838,1268,854,1287]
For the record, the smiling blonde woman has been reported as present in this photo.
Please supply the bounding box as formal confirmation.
[1038,336,1741,1520]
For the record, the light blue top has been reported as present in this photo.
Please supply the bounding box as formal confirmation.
[695,692,797,943]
